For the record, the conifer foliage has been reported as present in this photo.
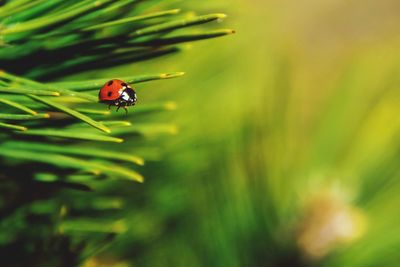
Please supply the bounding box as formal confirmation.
[0,1,232,265]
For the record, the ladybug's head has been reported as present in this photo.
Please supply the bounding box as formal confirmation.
[120,86,137,106]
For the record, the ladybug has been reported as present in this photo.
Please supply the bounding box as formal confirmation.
[98,79,137,114]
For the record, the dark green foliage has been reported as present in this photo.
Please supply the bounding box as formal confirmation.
[0,0,233,265]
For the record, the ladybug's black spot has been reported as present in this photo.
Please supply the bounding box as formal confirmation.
[121,82,127,87]
[107,91,113,97]
[107,80,114,86]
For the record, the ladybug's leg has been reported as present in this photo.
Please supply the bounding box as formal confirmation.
[118,101,128,115]
[108,104,112,110]
[115,100,121,112]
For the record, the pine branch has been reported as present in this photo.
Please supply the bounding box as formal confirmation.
[0,0,234,265]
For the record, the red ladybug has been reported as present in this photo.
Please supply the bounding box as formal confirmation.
[99,79,137,113]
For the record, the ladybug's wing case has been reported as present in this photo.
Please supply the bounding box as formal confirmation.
[98,79,123,101]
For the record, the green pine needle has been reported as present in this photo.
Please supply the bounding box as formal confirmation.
[19,129,123,142]
[131,29,236,46]
[49,72,185,91]
[0,148,143,182]
[0,113,49,120]
[28,94,110,133]
[0,121,28,131]
[0,98,38,114]
[0,86,61,96]
[75,108,111,115]
[0,0,115,35]
[131,13,227,37]
[83,9,181,31]
[4,141,144,165]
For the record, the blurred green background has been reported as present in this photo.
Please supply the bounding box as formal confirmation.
[2,0,400,266]
[119,1,400,266]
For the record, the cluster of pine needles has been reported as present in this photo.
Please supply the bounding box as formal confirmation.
[0,0,233,265]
